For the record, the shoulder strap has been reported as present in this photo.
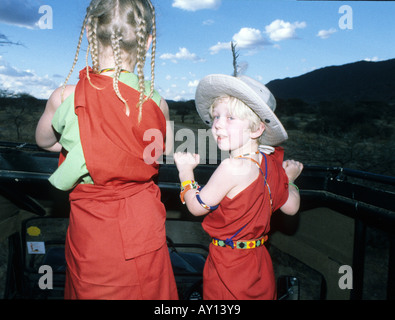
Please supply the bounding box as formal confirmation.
[237,152,268,182]
[237,152,273,213]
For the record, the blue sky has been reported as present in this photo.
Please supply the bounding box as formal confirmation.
[0,0,394,101]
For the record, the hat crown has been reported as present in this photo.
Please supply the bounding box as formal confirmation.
[238,75,276,112]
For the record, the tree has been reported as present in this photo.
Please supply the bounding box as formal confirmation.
[231,42,239,77]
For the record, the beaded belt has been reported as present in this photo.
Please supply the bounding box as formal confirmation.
[212,235,268,249]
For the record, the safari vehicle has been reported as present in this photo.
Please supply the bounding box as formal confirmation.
[0,141,394,300]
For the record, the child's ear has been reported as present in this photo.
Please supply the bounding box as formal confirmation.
[250,122,265,139]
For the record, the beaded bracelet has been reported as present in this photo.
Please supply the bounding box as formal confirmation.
[181,180,197,189]
[180,181,219,211]
[180,180,199,204]
[196,190,219,211]
[289,182,299,192]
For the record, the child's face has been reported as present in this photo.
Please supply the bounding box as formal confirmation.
[211,99,254,155]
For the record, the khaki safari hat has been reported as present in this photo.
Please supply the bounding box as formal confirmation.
[195,74,288,146]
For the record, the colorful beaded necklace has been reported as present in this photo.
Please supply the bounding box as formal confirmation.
[99,68,131,74]
[235,151,273,213]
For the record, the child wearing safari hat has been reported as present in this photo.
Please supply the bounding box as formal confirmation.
[174,74,303,300]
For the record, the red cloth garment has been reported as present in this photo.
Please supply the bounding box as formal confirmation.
[65,182,178,299]
[202,147,289,300]
[64,68,178,300]
[74,68,166,186]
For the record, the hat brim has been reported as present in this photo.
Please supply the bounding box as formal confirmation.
[195,74,288,146]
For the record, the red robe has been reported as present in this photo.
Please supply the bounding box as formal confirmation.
[202,148,289,300]
[63,69,178,299]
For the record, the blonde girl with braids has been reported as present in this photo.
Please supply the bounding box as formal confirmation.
[35,0,178,300]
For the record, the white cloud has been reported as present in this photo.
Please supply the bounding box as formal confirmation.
[209,41,231,55]
[364,56,379,62]
[210,20,306,55]
[0,0,41,29]
[0,73,58,99]
[203,19,215,26]
[0,56,58,98]
[233,28,267,49]
[160,48,205,63]
[172,0,221,11]
[172,95,183,101]
[317,28,337,39]
[188,80,199,87]
[157,79,196,101]
[265,19,306,42]
[210,28,269,55]
[0,64,34,78]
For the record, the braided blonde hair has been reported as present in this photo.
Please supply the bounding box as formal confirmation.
[62,0,157,121]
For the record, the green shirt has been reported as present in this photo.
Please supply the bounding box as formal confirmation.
[49,72,161,191]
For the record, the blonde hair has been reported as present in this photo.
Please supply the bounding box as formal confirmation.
[210,95,266,143]
[62,0,156,121]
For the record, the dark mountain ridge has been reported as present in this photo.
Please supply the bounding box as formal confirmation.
[266,58,395,103]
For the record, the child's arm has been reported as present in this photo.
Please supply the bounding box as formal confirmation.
[159,98,174,156]
[280,160,304,215]
[174,152,236,216]
[35,85,74,152]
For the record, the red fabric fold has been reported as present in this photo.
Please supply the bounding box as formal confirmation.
[74,68,166,186]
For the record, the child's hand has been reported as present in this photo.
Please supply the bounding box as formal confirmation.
[174,152,200,173]
[283,160,303,183]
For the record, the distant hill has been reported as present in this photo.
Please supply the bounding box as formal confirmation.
[266,58,395,103]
